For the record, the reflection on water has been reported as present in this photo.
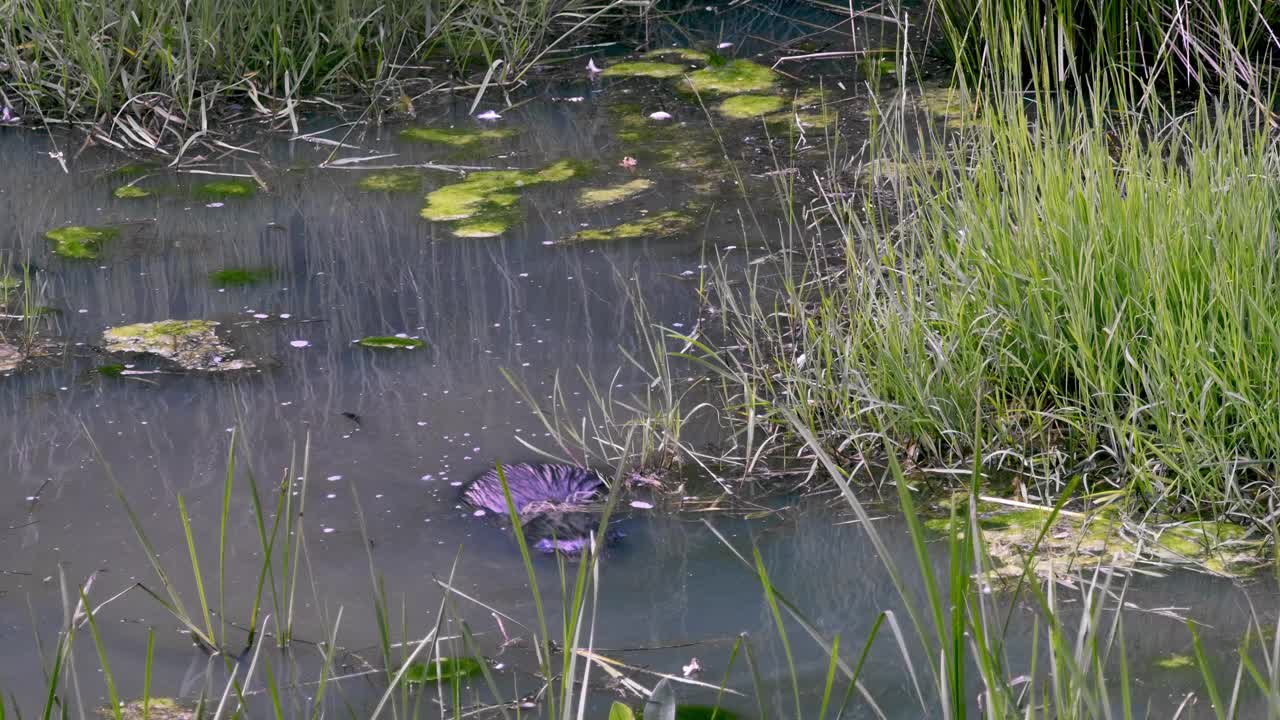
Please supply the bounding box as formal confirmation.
[0,11,1276,718]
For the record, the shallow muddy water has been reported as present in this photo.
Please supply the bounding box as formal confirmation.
[1,6,1277,718]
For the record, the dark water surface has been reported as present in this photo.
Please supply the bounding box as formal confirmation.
[1,5,1276,718]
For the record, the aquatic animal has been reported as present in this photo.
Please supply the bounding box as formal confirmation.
[461,463,619,554]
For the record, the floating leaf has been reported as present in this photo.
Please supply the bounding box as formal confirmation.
[95,363,126,378]
[609,702,637,720]
[357,336,425,350]
[578,178,653,209]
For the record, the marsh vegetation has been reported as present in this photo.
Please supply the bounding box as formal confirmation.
[4,0,1280,718]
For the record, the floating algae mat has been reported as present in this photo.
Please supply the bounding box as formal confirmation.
[103,320,255,372]
[357,335,425,350]
[717,94,786,119]
[402,657,481,684]
[209,267,273,287]
[602,61,688,79]
[565,207,700,243]
[683,59,776,95]
[45,225,118,259]
[578,178,653,208]
[195,179,256,198]
[113,184,150,199]
[421,160,584,238]
[357,171,421,192]
[928,500,1267,583]
[400,127,511,146]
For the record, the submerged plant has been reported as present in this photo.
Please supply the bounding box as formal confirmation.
[194,179,256,198]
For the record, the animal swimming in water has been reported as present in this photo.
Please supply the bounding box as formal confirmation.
[461,463,620,555]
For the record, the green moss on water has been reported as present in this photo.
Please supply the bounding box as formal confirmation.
[95,363,126,378]
[644,48,709,62]
[210,267,273,287]
[421,160,585,236]
[113,184,151,199]
[45,225,119,259]
[718,94,786,119]
[916,86,979,129]
[567,209,697,243]
[195,179,256,198]
[357,171,421,192]
[1155,654,1195,670]
[358,336,425,350]
[117,697,193,720]
[403,657,482,684]
[683,59,776,95]
[578,178,653,208]
[112,164,152,177]
[399,127,512,146]
[106,320,217,342]
[452,212,516,238]
[602,61,687,79]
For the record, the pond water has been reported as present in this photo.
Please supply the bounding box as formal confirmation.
[1,3,1277,718]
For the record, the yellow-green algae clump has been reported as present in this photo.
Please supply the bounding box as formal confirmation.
[399,127,512,146]
[644,48,709,62]
[104,320,255,371]
[113,184,150,199]
[565,208,698,243]
[421,160,584,238]
[114,697,194,720]
[578,178,653,208]
[602,61,686,79]
[195,179,256,198]
[928,498,1265,584]
[45,225,119,259]
[358,171,421,192]
[717,94,786,119]
[683,59,776,95]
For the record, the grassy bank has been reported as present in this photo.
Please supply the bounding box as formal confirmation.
[2,0,645,138]
[691,81,1280,522]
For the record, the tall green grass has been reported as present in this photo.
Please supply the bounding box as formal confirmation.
[698,79,1280,520]
[2,0,645,130]
[931,0,1280,93]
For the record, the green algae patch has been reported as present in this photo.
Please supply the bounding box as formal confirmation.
[357,171,421,192]
[578,178,653,208]
[933,499,1267,585]
[210,267,273,287]
[915,85,980,129]
[357,336,424,350]
[113,184,150,199]
[644,48,709,62]
[602,61,686,79]
[195,179,256,198]
[683,59,776,95]
[399,127,512,146]
[113,697,194,720]
[104,320,256,371]
[718,94,786,119]
[1155,654,1195,670]
[421,160,585,237]
[403,657,482,684]
[45,225,118,259]
[566,209,697,243]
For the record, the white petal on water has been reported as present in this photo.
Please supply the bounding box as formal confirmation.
[289,339,310,348]
[630,500,654,509]
[475,110,502,121]
[649,111,673,120]
[206,202,224,208]
[326,474,343,482]
[472,509,486,517]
